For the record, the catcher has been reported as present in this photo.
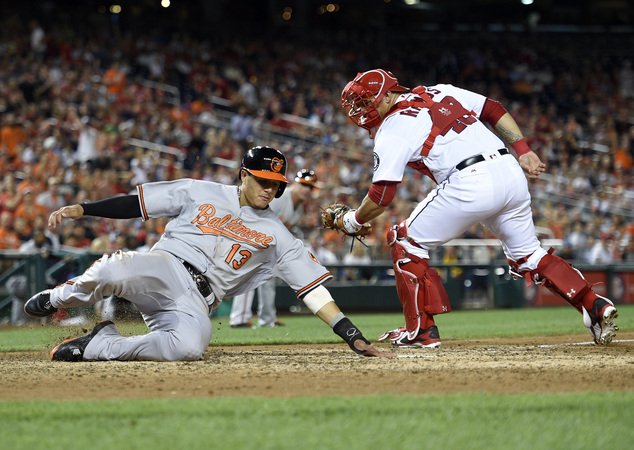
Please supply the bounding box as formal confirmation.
[324,68,618,348]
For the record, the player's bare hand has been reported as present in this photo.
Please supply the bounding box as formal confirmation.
[354,339,397,357]
[48,204,85,229]
[518,151,546,178]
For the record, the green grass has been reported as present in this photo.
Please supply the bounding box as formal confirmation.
[2,305,633,351]
[1,305,633,449]
[1,394,633,450]
[211,305,634,346]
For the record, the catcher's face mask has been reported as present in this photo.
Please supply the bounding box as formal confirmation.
[341,69,408,136]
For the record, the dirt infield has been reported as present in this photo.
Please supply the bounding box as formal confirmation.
[1,332,633,401]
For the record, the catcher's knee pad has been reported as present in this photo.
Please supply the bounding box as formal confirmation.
[391,241,451,339]
[510,248,594,312]
[386,220,407,247]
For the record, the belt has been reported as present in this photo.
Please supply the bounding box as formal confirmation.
[456,148,509,171]
[178,258,213,298]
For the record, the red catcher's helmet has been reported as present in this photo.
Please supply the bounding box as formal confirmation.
[240,146,289,198]
[341,69,408,136]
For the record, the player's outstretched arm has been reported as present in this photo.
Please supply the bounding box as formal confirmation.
[48,204,85,229]
[49,195,143,230]
[305,287,396,357]
[350,337,397,357]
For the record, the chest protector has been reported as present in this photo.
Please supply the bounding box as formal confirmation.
[384,86,478,182]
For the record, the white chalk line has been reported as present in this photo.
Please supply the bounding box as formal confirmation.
[534,339,634,348]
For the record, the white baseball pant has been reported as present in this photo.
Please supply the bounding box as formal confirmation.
[402,154,547,270]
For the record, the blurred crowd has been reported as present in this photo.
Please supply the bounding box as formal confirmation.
[1,11,634,274]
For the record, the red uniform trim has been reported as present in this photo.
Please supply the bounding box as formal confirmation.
[480,98,507,126]
[368,181,398,207]
[511,138,531,157]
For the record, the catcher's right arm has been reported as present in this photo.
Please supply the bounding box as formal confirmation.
[321,203,372,237]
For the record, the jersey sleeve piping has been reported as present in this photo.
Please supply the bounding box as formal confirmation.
[137,185,149,221]
[296,273,333,298]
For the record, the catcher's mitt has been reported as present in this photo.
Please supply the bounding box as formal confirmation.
[320,203,372,237]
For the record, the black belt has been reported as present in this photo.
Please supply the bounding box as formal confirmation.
[456,148,509,171]
[179,259,213,298]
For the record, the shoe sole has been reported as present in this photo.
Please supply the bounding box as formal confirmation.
[24,290,56,318]
[598,307,619,346]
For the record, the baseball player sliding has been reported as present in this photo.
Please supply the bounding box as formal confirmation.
[230,168,319,328]
[325,68,618,348]
[24,146,395,361]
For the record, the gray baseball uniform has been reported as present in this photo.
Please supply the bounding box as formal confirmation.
[230,188,304,327]
[47,179,332,360]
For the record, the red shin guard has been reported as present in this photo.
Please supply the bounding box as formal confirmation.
[511,249,596,312]
[390,241,451,338]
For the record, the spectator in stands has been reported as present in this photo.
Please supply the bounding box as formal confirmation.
[13,216,31,244]
[0,9,633,267]
[16,166,43,197]
[36,176,67,213]
[585,234,616,264]
[0,113,26,166]
[230,104,254,150]
[74,116,102,167]
[0,173,22,216]
[6,227,57,325]
[103,61,127,100]
[29,20,46,59]
[136,231,160,252]
[13,189,48,236]
[0,211,21,250]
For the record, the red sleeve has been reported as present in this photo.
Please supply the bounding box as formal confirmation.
[368,181,398,207]
[480,99,507,127]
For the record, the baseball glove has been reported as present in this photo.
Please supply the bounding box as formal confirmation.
[320,203,372,237]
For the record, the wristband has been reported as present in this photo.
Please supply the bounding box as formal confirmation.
[332,316,371,355]
[341,210,362,234]
[511,139,531,157]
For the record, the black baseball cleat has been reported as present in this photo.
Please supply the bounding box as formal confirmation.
[50,321,114,362]
[24,290,58,318]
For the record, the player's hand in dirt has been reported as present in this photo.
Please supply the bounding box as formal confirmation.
[48,204,85,229]
[353,339,397,357]
[518,151,546,178]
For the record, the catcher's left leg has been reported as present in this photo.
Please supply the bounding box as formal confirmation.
[509,248,618,345]
[379,222,451,348]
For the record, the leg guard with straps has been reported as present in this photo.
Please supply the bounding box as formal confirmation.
[387,221,451,339]
[509,247,595,312]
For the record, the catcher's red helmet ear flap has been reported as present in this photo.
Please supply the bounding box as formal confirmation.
[240,146,289,198]
[341,69,408,136]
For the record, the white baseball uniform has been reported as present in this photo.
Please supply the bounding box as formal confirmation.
[47,179,332,360]
[376,84,545,269]
[229,188,303,327]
